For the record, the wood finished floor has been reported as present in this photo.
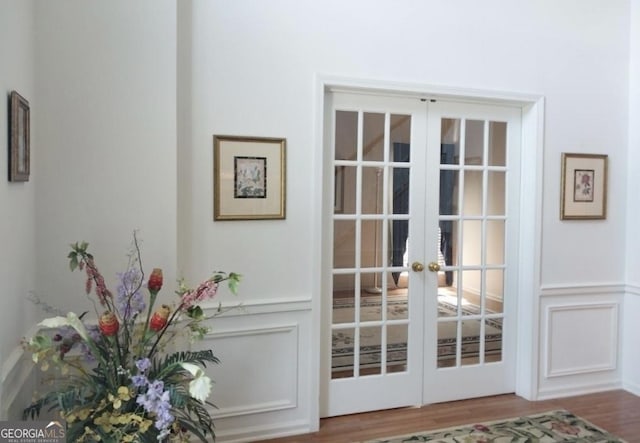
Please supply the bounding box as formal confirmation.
[254,390,640,442]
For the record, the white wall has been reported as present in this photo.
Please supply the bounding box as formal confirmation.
[184,0,629,296]
[0,0,37,418]
[33,0,178,311]
[623,0,640,395]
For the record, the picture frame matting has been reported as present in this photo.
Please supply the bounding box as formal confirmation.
[560,153,608,220]
[213,135,286,220]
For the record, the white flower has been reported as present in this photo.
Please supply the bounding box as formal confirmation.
[181,362,213,402]
[39,312,89,341]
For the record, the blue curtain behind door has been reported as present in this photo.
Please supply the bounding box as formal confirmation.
[440,143,455,285]
[390,142,455,286]
[391,143,410,285]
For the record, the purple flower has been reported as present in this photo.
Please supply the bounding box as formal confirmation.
[136,358,151,373]
[116,269,146,320]
[135,377,174,438]
[131,374,148,388]
[86,324,101,341]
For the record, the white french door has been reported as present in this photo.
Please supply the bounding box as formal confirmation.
[322,92,521,417]
[422,101,521,403]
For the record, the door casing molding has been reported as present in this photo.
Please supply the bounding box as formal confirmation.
[311,74,545,427]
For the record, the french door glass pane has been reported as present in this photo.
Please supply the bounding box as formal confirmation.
[362,167,383,214]
[461,319,481,366]
[360,273,382,322]
[387,324,408,373]
[461,270,481,315]
[335,111,357,161]
[486,269,504,314]
[437,321,457,368]
[441,119,460,161]
[332,327,355,378]
[390,115,411,162]
[335,166,356,215]
[488,121,507,166]
[363,113,384,162]
[361,219,381,269]
[464,120,484,166]
[360,326,383,375]
[333,220,355,268]
[440,220,458,267]
[486,220,505,265]
[485,318,503,363]
[439,170,459,216]
[463,170,483,216]
[461,220,482,266]
[487,171,506,215]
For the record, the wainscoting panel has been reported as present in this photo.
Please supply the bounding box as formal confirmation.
[538,286,624,400]
[1,328,37,420]
[545,303,618,378]
[193,304,314,442]
[201,323,299,419]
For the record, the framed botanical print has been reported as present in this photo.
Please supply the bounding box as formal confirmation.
[213,135,286,220]
[560,153,608,220]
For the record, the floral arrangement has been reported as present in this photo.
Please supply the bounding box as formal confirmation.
[22,236,240,442]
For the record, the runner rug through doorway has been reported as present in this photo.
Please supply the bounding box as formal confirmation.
[332,293,503,373]
[359,410,626,442]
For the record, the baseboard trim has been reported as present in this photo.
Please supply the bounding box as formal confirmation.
[536,380,622,401]
[623,381,640,397]
[215,419,310,443]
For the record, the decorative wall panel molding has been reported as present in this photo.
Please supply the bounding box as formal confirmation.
[195,323,300,421]
[544,303,619,378]
[204,297,312,316]
[540,283,626,298]
[625,284,640,297]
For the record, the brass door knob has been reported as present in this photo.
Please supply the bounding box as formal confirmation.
[428,262,441,272]
[411,262,425,272]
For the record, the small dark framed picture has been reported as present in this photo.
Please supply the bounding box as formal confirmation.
[213,135,286,220]
[9,90,30,182]
[560,153,608,220]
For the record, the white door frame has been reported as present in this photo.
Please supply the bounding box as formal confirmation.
[310,75,545,426]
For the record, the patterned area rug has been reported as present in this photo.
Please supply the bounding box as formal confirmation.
[360,410,626,442]
[332,294,503,373]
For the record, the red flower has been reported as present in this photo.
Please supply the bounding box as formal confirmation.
[98,311,119,336]
[149,304,171,332]
[148,268,163,293]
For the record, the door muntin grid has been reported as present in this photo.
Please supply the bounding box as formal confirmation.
[331,110,412,379]
[436,118,507,369]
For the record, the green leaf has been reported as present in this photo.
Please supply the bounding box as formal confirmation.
[224,272,241,294]
[187,305,204,320]
[69,255,78,272]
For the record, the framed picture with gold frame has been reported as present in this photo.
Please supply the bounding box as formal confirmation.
[9,90,30,182]
[560,153,608,220]
[213,135,286,220]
